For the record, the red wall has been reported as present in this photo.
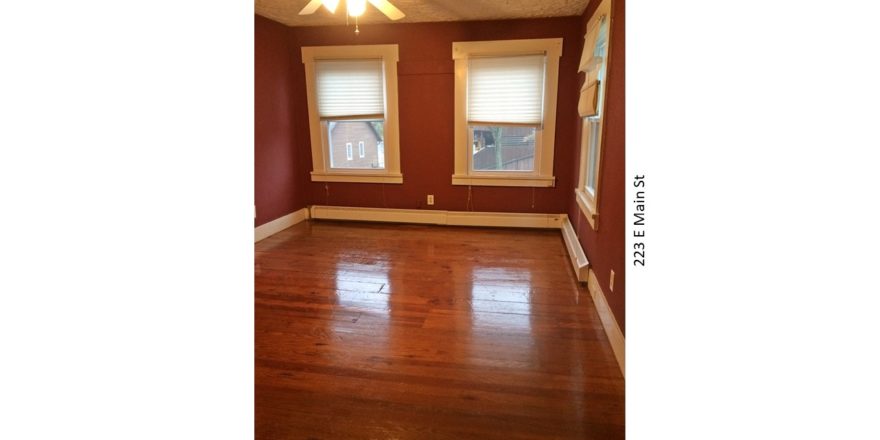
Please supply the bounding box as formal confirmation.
[255,15,305,226]
[568,0,626,334]
[287,18,583,213]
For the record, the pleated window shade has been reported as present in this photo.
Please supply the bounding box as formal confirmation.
[578,14,609,118]
[315,59,385,120]
[578,80,599,117]
[579,15,608,73]
[467,54,546,126]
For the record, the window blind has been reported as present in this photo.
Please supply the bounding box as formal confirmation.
[467,54,545,126]
[315,59,385,119]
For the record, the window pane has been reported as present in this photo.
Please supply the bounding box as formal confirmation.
[586,119,600,192]
[594,16,609,59]
[471,125,536,172]
[594,17,609,114]
[328,120,385,169]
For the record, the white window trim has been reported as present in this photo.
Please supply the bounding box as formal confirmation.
[451,38,562,188]
[345,142,353,160]
[575,0,613,230]
[301,44,402,184]
[358,141,365,158]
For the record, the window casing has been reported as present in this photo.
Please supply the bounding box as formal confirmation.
[575,0,613,229]
[452,39,563,187]
[301,44,402,184]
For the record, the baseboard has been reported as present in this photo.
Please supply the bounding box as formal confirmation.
[310,205,446,225]
[309,205,563,229]
[587,269,625,376]
[254,208,310,242]
[561,215,590,282]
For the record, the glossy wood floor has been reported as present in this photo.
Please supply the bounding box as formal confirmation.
[255,220,624,439]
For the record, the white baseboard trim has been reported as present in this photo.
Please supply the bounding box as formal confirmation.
[309,205,564,229]
[447,211,563,228]
[587,268,625,376]
[254,207,310,242]
[311,205,445,225]
[561,215,590,282]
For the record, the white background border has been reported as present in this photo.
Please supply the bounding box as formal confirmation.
[1,0,880,438]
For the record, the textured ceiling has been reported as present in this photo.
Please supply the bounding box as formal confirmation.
[256,0,590,27]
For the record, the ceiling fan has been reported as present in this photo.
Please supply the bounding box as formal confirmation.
[298,0,406,21]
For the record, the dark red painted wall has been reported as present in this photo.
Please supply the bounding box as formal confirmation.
[255,15,304,226]
[568,0,626,334]
[287,17,583,213]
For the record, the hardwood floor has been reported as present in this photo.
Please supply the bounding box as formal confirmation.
[255,220,624,439]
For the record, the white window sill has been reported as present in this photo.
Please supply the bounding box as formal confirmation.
[575,188,599,230]
[451,174,555,187]
[310,171,403,184]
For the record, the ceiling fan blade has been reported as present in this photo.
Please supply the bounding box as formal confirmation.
[367,0,406,20]
[298,0,323,15]
[322,0,339,13]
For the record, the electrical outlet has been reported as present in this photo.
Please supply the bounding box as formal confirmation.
[610,270,615,292]
[427,194,434,205]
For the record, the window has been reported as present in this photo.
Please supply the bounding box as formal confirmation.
[301,44,402,184]
[575,0,613,229]
[452,39,562,187]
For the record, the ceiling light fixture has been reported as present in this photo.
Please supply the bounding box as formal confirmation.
[347,0,367,17]
[298,0,405,35]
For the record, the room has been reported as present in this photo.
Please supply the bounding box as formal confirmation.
[254,0,626,437]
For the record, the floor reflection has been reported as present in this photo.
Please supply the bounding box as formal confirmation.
[330,253,391,339]
[470,267,532,330]
[468,266,536,367]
